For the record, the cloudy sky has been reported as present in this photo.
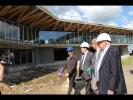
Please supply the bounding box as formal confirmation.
[42,6,133,29]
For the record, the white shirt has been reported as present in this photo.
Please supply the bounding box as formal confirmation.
[81,50,88,70]
[95,47,100,62]
[95,45,110,81]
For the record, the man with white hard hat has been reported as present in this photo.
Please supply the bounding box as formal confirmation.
[75,41,94,94]
[95,33,127,95]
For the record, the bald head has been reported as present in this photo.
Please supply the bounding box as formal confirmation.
[92,38,97,44]
[91,38,98,50]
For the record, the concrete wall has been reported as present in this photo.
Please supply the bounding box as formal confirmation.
[32,45,129,65]
[34,47,54,64]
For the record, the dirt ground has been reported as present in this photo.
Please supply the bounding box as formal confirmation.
[1,64,133,95]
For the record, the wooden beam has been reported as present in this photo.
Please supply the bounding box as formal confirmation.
[117,29,125,34]
[94,26,103,33]
[114,29,121,34]
[42,20,57,29]
[84,25,92,32]
[90,25,99,32]
[59,22,65,31]
[21,12,43,24]
[40,18,54,27]
[17,6,29,20]
[83,25,89,32]
[52,21,60,30]
[31,15,50,27]
[55,22,65,31]
[109,28,117,34]
[77,24,80,32]
[79,24,87,31]
[1,6,25,17]
[18,8,38,22]
[105,27,113,33]
[0,6,12,16]
[99,27,108,33]
[39,19,55,30]
[71,24,78,32]
[9,7,25,19]
[25,12,44,24]
[63,22,67,31]
[125,30,130,35]
[64,23,73,31]
[30,12,44,26]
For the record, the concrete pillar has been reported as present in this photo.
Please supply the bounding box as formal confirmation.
[34,47,54,64]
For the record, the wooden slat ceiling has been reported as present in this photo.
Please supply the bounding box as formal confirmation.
[0,5,133,35]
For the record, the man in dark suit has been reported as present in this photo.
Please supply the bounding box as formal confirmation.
[75,42,94,94]
[95,33,127,95]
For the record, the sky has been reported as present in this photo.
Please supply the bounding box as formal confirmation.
[42,6,133,30]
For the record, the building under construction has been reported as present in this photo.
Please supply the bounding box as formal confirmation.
[0,6,133,66]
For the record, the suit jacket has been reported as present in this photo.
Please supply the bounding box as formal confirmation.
[98,46,127,94]
[63,54,77,78]
[79,51,94,80]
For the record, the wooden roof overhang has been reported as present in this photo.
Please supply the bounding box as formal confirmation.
[0,5,132,35]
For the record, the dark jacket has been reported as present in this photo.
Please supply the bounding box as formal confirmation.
[79,51,94,80]
[63,54,77,78]
[98,46,127,94]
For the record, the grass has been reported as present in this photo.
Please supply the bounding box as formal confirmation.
[122,55,133,67]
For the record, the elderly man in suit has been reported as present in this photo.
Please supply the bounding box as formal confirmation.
[75,42,94,94]
[91,38,100,94]
[95,33,127,95]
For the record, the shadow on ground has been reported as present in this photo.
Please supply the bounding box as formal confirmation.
[4,66,59,86]
[129,70,133,75]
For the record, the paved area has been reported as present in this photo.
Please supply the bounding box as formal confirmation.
[123,66,133,94]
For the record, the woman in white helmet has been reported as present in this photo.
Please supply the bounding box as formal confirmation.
[95,33,127,95]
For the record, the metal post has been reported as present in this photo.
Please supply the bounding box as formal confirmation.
[31,28,33,44]
[23,25,24,44]
[26,49,28,64]
[27,26,29,44]
[17,23,20,43]
[20,49,22,65]
[12,21,13,43]
[4,18,6,43]
[35,29,36,45]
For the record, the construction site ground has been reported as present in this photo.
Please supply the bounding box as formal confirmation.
[1,56,133,95]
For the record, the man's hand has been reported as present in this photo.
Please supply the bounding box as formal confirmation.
[107,90,114,95]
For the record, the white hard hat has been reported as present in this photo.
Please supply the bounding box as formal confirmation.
[80,42,89,48]
[96,33,111,42]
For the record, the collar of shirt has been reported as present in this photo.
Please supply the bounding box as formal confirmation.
[83,50,88,56]
[80,50,88,70]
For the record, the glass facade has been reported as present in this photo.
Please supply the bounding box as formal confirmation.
[110,34,133,44]
[39,31,133,45]
[39,31,98,44]
[0,17,133,46]
[0,18,39,44]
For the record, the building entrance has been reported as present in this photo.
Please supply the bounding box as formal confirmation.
[54,48,68,61]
